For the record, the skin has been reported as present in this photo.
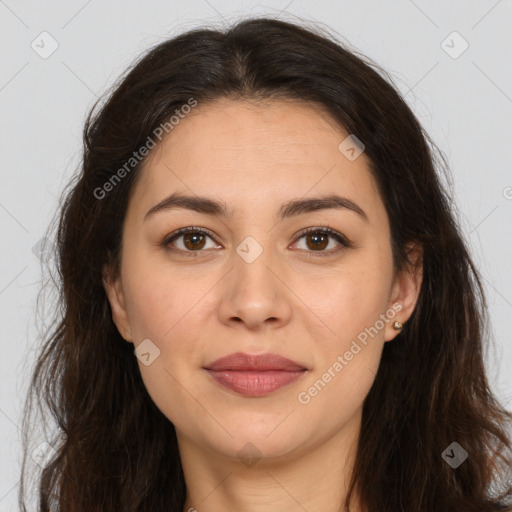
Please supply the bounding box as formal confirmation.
[103,98,422,512]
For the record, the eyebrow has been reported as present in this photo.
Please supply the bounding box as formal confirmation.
[143,192,369,223]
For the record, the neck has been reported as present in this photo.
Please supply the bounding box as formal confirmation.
[178,407,364,512]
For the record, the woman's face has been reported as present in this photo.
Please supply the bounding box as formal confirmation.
[104,98,421,465]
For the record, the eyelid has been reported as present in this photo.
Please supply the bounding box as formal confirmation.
[161,226,220,250]
[161,225,354,255]
[294,226,353,248]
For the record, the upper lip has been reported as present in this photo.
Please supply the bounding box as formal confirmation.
[204,352,307,371]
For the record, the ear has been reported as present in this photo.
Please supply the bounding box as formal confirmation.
[384,242,423,342]
[102,264,133,343]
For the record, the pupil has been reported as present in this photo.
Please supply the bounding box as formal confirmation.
[309,233,327,250]
[185,233,204,249]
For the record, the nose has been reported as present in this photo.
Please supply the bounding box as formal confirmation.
[217,249,292,331]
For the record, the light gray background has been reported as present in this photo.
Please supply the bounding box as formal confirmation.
[1,0,511,509]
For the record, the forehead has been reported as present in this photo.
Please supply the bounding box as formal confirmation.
[129,99,384,224]
[147,98,355,167]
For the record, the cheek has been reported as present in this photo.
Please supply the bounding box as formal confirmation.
[297,260,391,410]
[295,272,390,424]
[121,271,207,429]
[295,348,380,441]
[306,260,392,345]
[121,255,212,342]
[124,280,181,341]
[121,260,214,379]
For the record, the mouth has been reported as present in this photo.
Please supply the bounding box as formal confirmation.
[203,352,308,397]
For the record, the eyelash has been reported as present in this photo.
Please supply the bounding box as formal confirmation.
[161,226,354,257]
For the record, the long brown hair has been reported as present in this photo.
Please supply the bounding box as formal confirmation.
[19,16,512,512]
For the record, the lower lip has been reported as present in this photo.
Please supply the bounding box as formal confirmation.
[205,369,306,396]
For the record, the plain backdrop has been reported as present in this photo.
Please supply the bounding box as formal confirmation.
[1,0,511,509]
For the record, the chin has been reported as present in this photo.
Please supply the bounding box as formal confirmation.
[223,421,309,455]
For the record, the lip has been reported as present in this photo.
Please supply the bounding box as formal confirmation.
[204,352,307,372]
[203,352,308,396]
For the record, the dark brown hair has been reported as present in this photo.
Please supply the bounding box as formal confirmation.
[19,15,512,512]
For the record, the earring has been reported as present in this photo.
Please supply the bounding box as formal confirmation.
[393,320,403,330]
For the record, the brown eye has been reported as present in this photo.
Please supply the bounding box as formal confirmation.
[163,227,220,253]
[304,232,329,251]
[181,232,207,250]
[162,226,353,257]
[293,227,352,255]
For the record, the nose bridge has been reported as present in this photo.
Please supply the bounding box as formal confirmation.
[232,232,280,297]
[218,230,291,328]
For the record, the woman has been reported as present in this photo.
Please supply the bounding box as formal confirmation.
[19,16,512,512]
